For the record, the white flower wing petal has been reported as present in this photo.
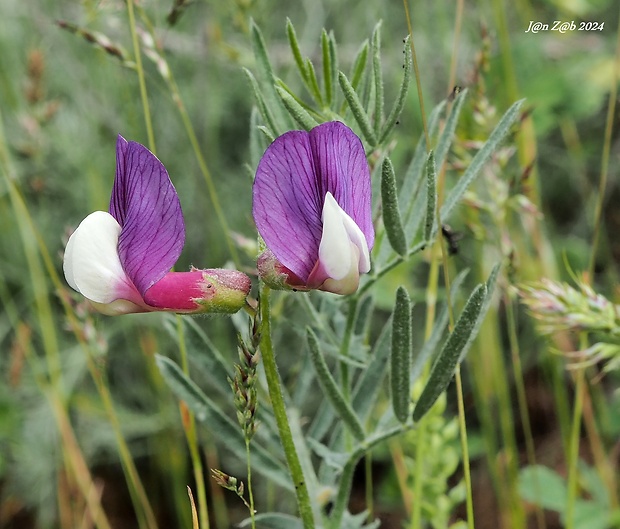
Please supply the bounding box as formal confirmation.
[63,211,137,304]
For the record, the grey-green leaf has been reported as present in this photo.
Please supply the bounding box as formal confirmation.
[338,71,377,146]
[424,150,437,242]
[412,283,487,421]
[441,99,524,220]
[306,328,366,441]
[378,35,412,145]
[275,85,319,130]
[286,18,308,83]
[381,157,407,256]
[155,354,292,490]
[371,21,383,136]
[391,287,413,423]
[433,88,467,170]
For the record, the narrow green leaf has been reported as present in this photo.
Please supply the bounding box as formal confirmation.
[154,355,293,490]
[412,283,487,421]
[321,29,333,106]
[371,22,383,136]
[239,513,303,529]
[441,99,525,220]
[352,316,392,421]
[243,68,279,138]
[305,58,324,107]
[249,106,266,167]
[401,100,446,238]
[349,40,369,92]
[378,35,412,145]
[286,18,308,83]
[424,150,437,242]
[328,31,339,108]
[338,71,377,146]
[391,287,412,423]
[275,85,319,130]
[249,20,289,132]
[411,268,468,385]
[458,263,500,362]
[434,88,467,169]
[381,157,407,255]
[162,315,231,398]
[257,125,275,143]
[306,328,365,441]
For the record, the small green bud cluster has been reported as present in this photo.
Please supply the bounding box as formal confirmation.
[229,320,261,441]
[210,469,251,510]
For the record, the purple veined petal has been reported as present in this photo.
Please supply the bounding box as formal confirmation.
[253,130,324,281]
[308,122,374,250]
[109,137,185,296]
[63,211,145,307]
[253,121,374,282]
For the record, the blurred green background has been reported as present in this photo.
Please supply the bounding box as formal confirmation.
[1,0,619,527]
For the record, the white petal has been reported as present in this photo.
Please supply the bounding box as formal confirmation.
[63,211,138,304]
[318,192,370,280]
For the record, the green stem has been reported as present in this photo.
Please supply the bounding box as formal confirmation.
[566,340,586,529]
[259,285,315,528]
[90,364,158,529]
[588,4,620,279]
[178,317,211,529]
[401,0,429,150]
[127,0,155,152]
[246,439,257,529]
[506,296,546,529]
[455,366,474,528]
[339,297,359,449]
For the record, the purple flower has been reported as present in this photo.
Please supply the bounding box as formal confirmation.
[63,136,251,315]
[252,122,374,295]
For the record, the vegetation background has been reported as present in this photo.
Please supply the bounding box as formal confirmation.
[0,0,619,528]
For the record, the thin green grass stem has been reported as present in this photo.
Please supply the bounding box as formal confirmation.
[339,296,358,451]
[565,353,586,529]
[127,0,156,152]
[177,316,211,529]
[10,175,160,529]
[134,8,240,267]
[437,224,475,529]
[506,295,546,529]
[259,285,315,528]
[410,251,440,529]
[246,439,257,529]
[588,4,620,279]
[167,74,241,267]
[401,0,429,150]
[90,364,158,529]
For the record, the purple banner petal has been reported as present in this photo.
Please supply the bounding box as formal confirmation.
[309,122,374,249]
[253,122,373,281]
[253,130,323,280]
[109,137,185,296]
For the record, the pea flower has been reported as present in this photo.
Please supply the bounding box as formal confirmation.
[63,135,251,315]
[252,121,374,295]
